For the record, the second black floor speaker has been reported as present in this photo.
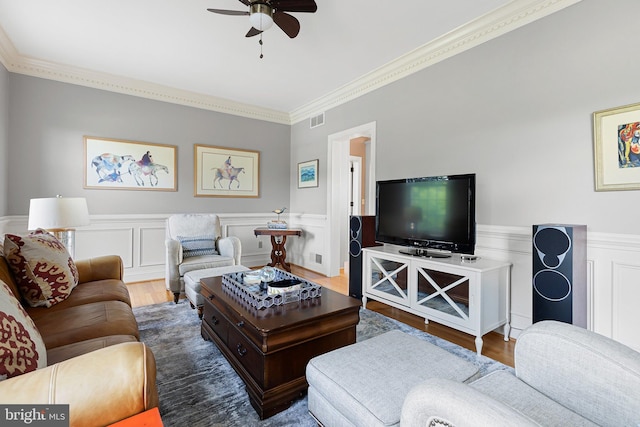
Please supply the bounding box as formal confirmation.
[532,224,587,328]
[349,215,379,299]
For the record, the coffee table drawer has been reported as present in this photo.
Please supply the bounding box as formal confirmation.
[203,302,230,344]
[228,325,264,386]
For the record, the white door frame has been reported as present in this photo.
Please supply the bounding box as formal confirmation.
[326,121,377,277]
[349,156,362,216]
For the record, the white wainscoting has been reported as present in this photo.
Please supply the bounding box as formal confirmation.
[1,215,639,350]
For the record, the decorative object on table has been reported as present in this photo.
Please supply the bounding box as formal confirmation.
[267,207,288,229]
[194,144,260,198]
[84,136,177,191]
[242,267,277,290]
[225,268,321,309]
[260,266,277,283]
[27,195,90,259]
[593,101,640,191]
[243,270,263,285]
[298,159,319,188]
[267,279,302,295]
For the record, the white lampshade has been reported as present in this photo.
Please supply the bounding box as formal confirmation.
[249,3,273,31]
[28,196,90,231]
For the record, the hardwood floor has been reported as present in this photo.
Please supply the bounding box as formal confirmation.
[127,265,515,367]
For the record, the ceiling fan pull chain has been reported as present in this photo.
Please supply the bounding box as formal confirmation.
[259,33,264,59]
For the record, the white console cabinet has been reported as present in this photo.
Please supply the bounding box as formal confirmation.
[362,246,511,355]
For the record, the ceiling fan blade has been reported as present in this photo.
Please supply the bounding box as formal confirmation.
[207,8,249,16]
[273,11,300,38]
[237,0,251,5]
[245,27,263,37]
[270,0,317,13]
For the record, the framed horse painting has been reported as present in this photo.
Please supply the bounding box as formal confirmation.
[84,136,177,191]
[194,144,260,197]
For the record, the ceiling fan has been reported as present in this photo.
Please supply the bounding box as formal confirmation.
[207,0,318,39]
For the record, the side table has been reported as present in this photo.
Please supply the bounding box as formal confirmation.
[254,227,302,272]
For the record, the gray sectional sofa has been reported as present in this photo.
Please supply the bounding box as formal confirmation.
[307,320,640,426]
[401,321,640,426]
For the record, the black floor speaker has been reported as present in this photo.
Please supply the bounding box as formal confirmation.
[349,215,379,299]
[532,224,587,327]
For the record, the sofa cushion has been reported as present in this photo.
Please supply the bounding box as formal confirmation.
[470,370,597,426]
[3,229,79,308]
[178,255,235,276]
[46,335,138,365]
[515,320,640,426]
[0,279,47,380]
[26,279,132,320]
[31,300,139,349]
[178,235,219,258]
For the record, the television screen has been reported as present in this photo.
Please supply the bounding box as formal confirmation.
[375,174,476,255]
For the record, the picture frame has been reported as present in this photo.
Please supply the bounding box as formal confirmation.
[298,159,319,188]
[194,144,260,197]
[593,102,640,191]
[84,136,177,191]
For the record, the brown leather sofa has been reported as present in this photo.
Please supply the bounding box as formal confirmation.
[0,251,159,426]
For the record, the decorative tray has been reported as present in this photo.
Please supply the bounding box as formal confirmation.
[267,221,288,229]
[222,268,321,309]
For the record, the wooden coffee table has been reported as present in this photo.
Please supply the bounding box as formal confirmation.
[200,276,361,419]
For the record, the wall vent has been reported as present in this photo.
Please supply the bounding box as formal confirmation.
[310,112,325,129]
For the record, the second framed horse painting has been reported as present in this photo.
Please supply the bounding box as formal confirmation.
[84,136,177,191]
[194,144,260,197]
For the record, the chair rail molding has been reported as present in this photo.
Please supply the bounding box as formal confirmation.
[1,215,638,350]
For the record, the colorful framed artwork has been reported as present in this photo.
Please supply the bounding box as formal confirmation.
[298,159,319,188]
[194,144,260,197]
[593,102,640,191]
[84,136,177,191]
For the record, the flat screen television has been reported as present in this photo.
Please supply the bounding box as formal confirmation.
[375,173,476,256]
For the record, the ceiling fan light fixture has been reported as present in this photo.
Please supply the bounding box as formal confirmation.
[249,3,274,31]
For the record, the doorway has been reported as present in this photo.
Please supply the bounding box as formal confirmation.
[326,122,376,277]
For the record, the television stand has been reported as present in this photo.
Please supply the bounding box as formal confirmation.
[399,249,452,259]
[362,246,511,355]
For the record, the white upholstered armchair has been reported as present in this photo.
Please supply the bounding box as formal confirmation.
[165,214,241,303]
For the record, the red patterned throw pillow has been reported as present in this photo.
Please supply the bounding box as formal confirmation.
[3,229,79,308]
[0,279,47,380]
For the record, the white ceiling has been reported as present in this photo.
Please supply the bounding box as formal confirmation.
[0,0,579,124]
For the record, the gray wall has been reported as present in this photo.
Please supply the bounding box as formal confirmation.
[290,0,640,234]
[0,63,7,216]
[7,74,291,216]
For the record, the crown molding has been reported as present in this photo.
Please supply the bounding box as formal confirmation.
[289,0,582,124]
[0,26,290,125]
[0,0,581,126]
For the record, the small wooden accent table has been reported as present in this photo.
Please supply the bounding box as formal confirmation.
[253,227,302,272]
[200,276,361,419]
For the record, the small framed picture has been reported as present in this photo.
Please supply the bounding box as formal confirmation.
[593,102,640,191]
[298,159,319,188]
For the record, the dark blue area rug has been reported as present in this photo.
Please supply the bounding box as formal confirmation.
[133,301,510,427]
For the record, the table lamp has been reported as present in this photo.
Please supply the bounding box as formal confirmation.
[27,195,90,258]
